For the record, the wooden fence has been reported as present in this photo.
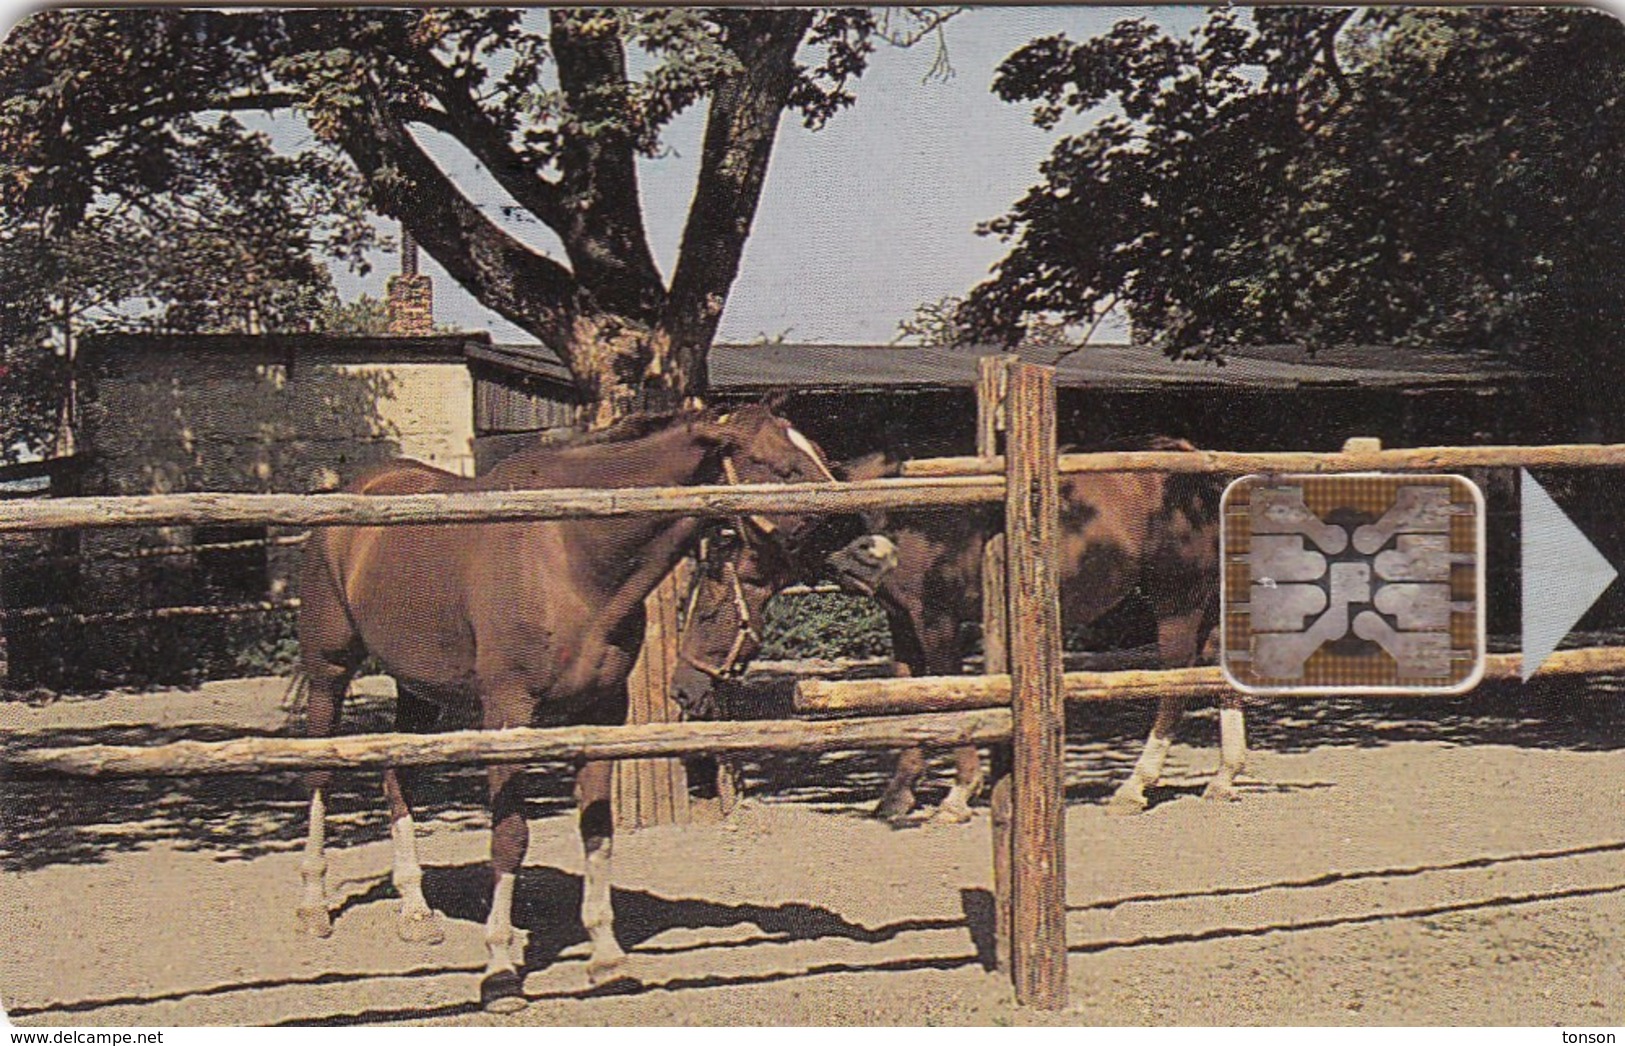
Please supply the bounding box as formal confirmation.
[1,357,1073,1008]
[9,355,1625,1012]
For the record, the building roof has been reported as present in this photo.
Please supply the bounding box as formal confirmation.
[467,340,1524,395]
[84,333,491,369]
[81,332,1525,391]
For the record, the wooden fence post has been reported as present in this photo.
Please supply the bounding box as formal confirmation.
[614,561,692,829]
[978,355,1015,977]
[1005,360,1067,1009]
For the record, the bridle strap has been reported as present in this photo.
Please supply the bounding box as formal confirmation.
[677,557,762,682]
[678,439,834,682]
[721,455,779,537]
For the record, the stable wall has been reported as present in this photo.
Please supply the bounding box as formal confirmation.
[35,333,490,689]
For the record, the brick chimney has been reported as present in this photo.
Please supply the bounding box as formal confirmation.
[386,230,434,335]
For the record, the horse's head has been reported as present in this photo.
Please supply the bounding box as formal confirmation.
[669,526,789,718]
[668,441,907,719]
[694,400,840,544]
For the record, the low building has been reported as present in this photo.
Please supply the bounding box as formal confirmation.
[30,332,487,688]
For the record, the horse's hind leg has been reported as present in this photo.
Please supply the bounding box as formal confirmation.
[297,660,351,937]
[382,685,446,944]
[1108,605,1207,815]
[1201,691,1247,802]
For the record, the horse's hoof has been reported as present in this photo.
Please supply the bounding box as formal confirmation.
[296,906,333,938]
[480,969,526,1013]
[873,789,917,822]
[932,801,974,825]
[397,909,445,945]
[1202,781,1243,803]
[1105,791,1148,817]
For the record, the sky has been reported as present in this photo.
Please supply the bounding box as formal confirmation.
[237,7,1206,346]
[8,4,1625,347]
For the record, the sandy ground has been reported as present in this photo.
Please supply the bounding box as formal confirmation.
[2,674,1623,1027]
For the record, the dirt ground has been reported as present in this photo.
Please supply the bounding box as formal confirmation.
[2,673,1623,1027]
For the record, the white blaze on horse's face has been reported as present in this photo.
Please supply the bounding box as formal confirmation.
[785,425,838,483]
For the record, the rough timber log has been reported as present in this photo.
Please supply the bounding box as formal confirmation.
[795,648,1625,715]
[8,708,1014,779]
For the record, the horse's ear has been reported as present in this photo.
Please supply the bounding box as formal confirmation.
[758,389,790,412]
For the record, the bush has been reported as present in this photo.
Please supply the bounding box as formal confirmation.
[759,591,891,662]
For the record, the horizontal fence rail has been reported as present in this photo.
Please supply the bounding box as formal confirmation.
[7,708,1015,778]
[9,441,1625,536]
[0,476,1003,533]
[794,646,1625,715]
[903,442,1625,477]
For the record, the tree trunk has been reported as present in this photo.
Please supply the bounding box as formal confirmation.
[567,313,706,429]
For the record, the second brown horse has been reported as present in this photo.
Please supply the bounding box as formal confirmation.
[671,439,1238,823]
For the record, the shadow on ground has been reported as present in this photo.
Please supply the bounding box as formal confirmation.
[4,645,1621,870]
[5,865,991,1024]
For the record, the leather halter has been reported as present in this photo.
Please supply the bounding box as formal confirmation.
[720,454,781,538]
[680,432,834,682]
[677,546,762,682]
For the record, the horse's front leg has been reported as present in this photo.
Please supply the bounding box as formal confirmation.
[1108,694,1185,815]
[576,758,627,985]
[873,663,925,821]
[1200,692,1248,802]
[1110,604,1210,815]
[382,685,446,944]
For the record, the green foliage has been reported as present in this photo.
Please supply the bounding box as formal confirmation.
[314,293,392,335]
[759,591,891,662]
[965,8,1625,380]
[1,8,960,414]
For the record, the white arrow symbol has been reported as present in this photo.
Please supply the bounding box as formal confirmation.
[1522,469,1617,680]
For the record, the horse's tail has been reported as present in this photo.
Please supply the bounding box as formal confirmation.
[280,668,310,715]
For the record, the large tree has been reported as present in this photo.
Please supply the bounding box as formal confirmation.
[961,7,1625,378]
[2,8,950,426]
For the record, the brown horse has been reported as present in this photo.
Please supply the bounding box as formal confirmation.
[293,404,840,1012]
[670,439,1238,823]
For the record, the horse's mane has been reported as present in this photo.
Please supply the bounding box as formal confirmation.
[570,409,703,446]
[516,410,699,451]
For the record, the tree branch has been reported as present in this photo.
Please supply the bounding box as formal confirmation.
[336,77,581,353]
[390,50,572,235]
[549,12,666,323]
[663,10,815,384]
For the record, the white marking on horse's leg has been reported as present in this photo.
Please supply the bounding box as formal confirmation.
[391,816,444,943]
[932,765,986,825]
[1203,697,1249,802]
[1109,696,1181,814]
[934,783,975,824]
[484,871,518,977]
[581,835,626,984]
[296,790,332,937]
[477,870,527,1013]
